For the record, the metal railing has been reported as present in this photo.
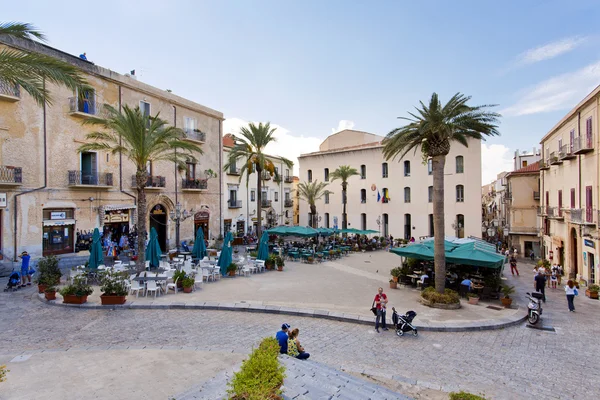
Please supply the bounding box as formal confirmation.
[69,171,113,186]
[549,151,561,164]
[547,206,563,218]
[69,97,103,116]
[573,136,593,153]
[284,199,293,207]
[560,144,573,159]
[226,166,241,176]
[228,200,242,208]
[182,179,207,189]
[131,175,166,188]
[0,166,22,183]
[284,175,293,183]
[533,191,540,200]
[539,160,549,169]
[537,206,548,216]
[261,199,272,207]
[261,171,271,180]
[508,226,539,234]
[0,81,20,98]
[185,128,206,142]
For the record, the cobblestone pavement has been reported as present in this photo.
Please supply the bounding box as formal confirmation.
[0,262,598,400]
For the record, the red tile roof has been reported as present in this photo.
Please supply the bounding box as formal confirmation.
[509,161,540,175]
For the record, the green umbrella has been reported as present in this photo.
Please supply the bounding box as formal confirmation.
[218,232,233,276]
[145,227,162,269]
[267,226,290,235]
[340,228,361,234]
[88,228,104,269]
[192,228,206,260]
[362,229,379,234]
[257,231,270,261]
[316,227,334,236]
[390,244,434,260]
[446,242,505,268]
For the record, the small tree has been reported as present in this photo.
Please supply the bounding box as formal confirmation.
[296,180,330,227]
[330,165,359,231]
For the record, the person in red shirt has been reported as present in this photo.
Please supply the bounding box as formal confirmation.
[374,287,388,332]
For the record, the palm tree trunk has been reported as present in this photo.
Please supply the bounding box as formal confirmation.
[310,204,317,228]
[432,155,446,293]
[342,182,347,230]
[136,171,148,273]
[256,167,262,237]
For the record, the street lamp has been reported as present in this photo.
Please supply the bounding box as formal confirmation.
[169,203,193,252]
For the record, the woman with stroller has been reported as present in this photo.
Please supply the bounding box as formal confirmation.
[287,328,310,360]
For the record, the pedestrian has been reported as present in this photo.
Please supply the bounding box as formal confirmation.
[550,269,558,289]
[19,251,32,287]
[565,280,578,312]
[287,328,310,360]
[509,255,519,276]
[275,323,290,354]
[373,287,388,332]
[534,270,546,303]
[530,250,535,261]
[557,264,564,285]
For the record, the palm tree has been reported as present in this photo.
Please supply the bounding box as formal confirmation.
[0,22,88,106]
[224,122,293,238]
[297,181,331,227]
[329,165,359,231]
[78,105,203,269]
[383,93,500,293]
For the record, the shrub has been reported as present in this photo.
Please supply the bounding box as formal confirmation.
[501,284,515,298]
[589,284,600,292]
[0,364,8,383]
[406,258,420,270]
[181,275,195,288]
[99,270,128,296]
[275,256,284,268]
[227,263,238,273]
[390,267,403,277]
[249,251,258,258]
[173,270,187,284]
[59,275,93,297]
[449,391,487,400]
[227,337,286,400]
[35,255,62,285]
[421,287,460,304]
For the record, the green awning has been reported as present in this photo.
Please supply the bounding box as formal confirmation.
[446,242,505,269]
[390,244,434,260]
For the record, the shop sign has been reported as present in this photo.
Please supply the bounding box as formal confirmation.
[103,213,129,223]
[584,239,595,249]
[50,211,67,220]
[0,192,6,208]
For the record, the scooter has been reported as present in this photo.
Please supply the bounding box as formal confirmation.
[526,292,544,324]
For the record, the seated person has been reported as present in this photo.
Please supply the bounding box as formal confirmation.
[460,276,473,291]
[287,328,310,360]
[448,271,458,281]
[276,323,290,354]
[419,273,429,284]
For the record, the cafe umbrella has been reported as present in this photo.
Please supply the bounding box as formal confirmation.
[145,227,162,269]
[192,227,207,260]
[257,231,270,261]
[88,228,104,269]
[218,231,233,276]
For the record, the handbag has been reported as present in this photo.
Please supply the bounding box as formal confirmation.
[370,300,378,316]
[574,288,579,296]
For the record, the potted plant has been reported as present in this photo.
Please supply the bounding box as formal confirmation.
[265,255,276,270]
[467,292,480,305]
[99,270,128,305]
[275,256,284,271]
[501,284,515,307]
[307,256,314,264]
[59,275,93,304]
[182,275,195,293]
[173,270,186,288]
[44,286,57,301]
[36,254,62,292]
[390,267,402,283]
[586,284,599,299]
[389,279,398,289]
[227,263,238,277]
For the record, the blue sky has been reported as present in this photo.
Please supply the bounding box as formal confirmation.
[5,0,600,182]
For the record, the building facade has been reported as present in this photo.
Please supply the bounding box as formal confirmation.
[513,147,541,171]
[481,172,510,243]
[0,36,223,261]
[540,85,600,283]
[298,130,482,239]
[222,134,294,236]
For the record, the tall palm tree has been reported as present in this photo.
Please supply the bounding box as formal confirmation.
[78,105,203,269]
[329,165,359,230]
[297,181,330,227]
[224,122,293,238]
[0,22,88,106]
[383,93,500,293]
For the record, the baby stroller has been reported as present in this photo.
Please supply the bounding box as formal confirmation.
[4,271,21,292]
[391,308,418,337]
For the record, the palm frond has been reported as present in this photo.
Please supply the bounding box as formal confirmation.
[0,22,45,41]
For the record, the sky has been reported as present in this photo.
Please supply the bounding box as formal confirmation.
[5,0,600,183]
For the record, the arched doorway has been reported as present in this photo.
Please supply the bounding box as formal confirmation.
[149,204,167,252]
[571,228,578,277]
[194,210,210,240]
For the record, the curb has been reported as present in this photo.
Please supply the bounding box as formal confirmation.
[36,294,526,332]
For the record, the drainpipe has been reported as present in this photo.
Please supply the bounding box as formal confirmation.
[118,86,137,207]
[578,112,582,209]
[13,80,48,259]
[219,119,223,239]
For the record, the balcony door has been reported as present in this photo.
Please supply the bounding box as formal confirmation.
[229,189,237,205]
[80,152,97,184]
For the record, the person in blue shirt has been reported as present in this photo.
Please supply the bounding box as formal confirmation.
[461,277,473,292]
[19,251,32,287]
[276,323,291,354]
[79,52,87,60]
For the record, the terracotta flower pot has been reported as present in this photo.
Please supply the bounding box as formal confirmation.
[63,295,88,304]
[277,266,283,271]
[501,297,513,307]
[467,296,479,305]
[392,276,399,283]
[100,295,127,305]
[38,284,47,294]
[389,281,398,289]
[45,291,57,301]
[586,289,598,299]
[183,286,193,293]
[228,271,236,277]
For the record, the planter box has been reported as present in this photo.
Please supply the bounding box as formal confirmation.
[467,297,480,305]
[100,295,127,305]
[63,295,88,304]
[586,289,599,299]
[419,297,461,309]
[389,282,398,289]
[501,297,513,307]
[45,291,57,301]
[228,271,236,277]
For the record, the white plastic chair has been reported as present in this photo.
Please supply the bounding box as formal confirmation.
[146,280,159,298]
[130,280,145,298]
[201,268,213,283]
[193,273,203,291]
[255,260,265,273]
[166,278,178,295]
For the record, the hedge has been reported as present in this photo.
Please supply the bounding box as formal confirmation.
[449,391,487,400]
[421,287,460,304]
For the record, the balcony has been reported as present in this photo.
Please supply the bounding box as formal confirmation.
[573,136,593,154]
[547,206,564,220]
[228,200,242,209]
[131,175,165,190]
[284,199,293,207]
[537,206,548,216]
[569,208,596,225]
[533,191,540,200]
[68,171,113,188]
[68,97,105,118]
[508,226,539,235]
[261,199,272,208]
[539,160,550,170]
[273,175,282,183]
[560,144,576,160]
[226,166,241,176]
[184,128,206,143]
[284,175,293,183]
[0,166,23,186]
[549,151,562,165]
[181,178,207,191]
[261,171,271,180]
[0,81,20,102]
[503,192,512,203]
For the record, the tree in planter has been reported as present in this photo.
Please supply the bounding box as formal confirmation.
[329,165,359,231]
[223,122,293,238]
[78,105,203,271]
[227,262,238,276]
[35,254,62,289]
[181,275,195,292]
[296,181,330,228]
[383,93,500,293]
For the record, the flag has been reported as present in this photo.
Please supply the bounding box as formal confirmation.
[385,189,391,202]
[377,191,381,202]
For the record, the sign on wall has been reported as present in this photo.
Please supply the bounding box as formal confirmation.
[50,211,67,220]
[0,192,6,208]
[584,239,595,249]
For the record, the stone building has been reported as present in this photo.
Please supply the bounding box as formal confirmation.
[298,130,482,239]
[0,36,223,262]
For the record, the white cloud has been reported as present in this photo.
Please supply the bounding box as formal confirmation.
[331,120,355,134]
[501,60,600,116]
[481,144,513,185]
[223,118,322,176]
[516,36,587,66]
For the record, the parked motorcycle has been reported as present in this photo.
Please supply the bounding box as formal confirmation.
[526,292,544,324]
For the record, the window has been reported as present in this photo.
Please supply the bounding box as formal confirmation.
[360,189,367,203]
[570,129,575,152]
[324,168,329,182]
[140,101,151,117]
[558,138,563,153]
[184,117,196,134]
[428,186,433,203]
[558,190,562,217]
[324,192,329,204]
[285,191,291,201]
[404,161,411,177]
[522,160,528,168]
[75,88,96,114]
[456,185,464,202]
[382,163,388,178]
[185,162,196,181]
[324,213,330,228]
[456,214,465,238]
[404,187,411,203]
[427,159,432,175]
[285,169,290,179]
[360,165,366,179]
[586,117,593,148]
[586,186,593,222]
[429,214,434,237]
[146,160,153,176]
[571,188,576,208]
[404,214,411,240]
[250,190,256,202]
[456,156,464,174]
[274,192,279,202]
[80,152,98,184]
[383,213,389,236]
[308,170,312,182]
[361,213,367,230]
[382,188,389,203]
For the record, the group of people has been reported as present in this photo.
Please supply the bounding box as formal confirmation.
[533,263,579,312]
[276,323,310,360]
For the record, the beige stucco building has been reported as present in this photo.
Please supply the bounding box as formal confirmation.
[222,134,294,236]
[540,85,600,283]
[298,130,482,239]
[0,36,223,262]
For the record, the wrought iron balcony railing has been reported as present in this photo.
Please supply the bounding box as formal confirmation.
[0,81,20,99]
[228,200,242,208]
[185,128,206,142]
[284,199,293,207]
[69,171,113,186]
[0,166,22,184]
[284,175,293,183]
[131,175,166,188]
[261,199,272,207]
[182,179,207,189]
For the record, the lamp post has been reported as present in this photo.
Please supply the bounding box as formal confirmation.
[169,203,193,252]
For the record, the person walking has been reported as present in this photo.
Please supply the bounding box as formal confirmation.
[509,255,519,276]
[287,328,310,360]
[557,264,564,285]
[373,287,388,332]
[565,280,578,312]
[19,251,32,287]
[534,270,546,303]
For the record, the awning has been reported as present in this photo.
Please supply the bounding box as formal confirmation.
[103,204,136,211]
[43,219,76,227]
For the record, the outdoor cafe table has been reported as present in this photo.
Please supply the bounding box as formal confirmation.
[406,274,420,286]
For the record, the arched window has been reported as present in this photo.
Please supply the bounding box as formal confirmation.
[404,214,412,240]
[456,214,465,238]
[404,187,411,203]
[324,213,330,228]
[360,165,366,179]
[404,160,411,177]
[456,156,464,174]
[428,186,433,203]
[361,213,367,230]
[324,168,329,182]
[382,162,388,178]
[307,169,312,182]
[360,189,367,203]
[456,185,464,202]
